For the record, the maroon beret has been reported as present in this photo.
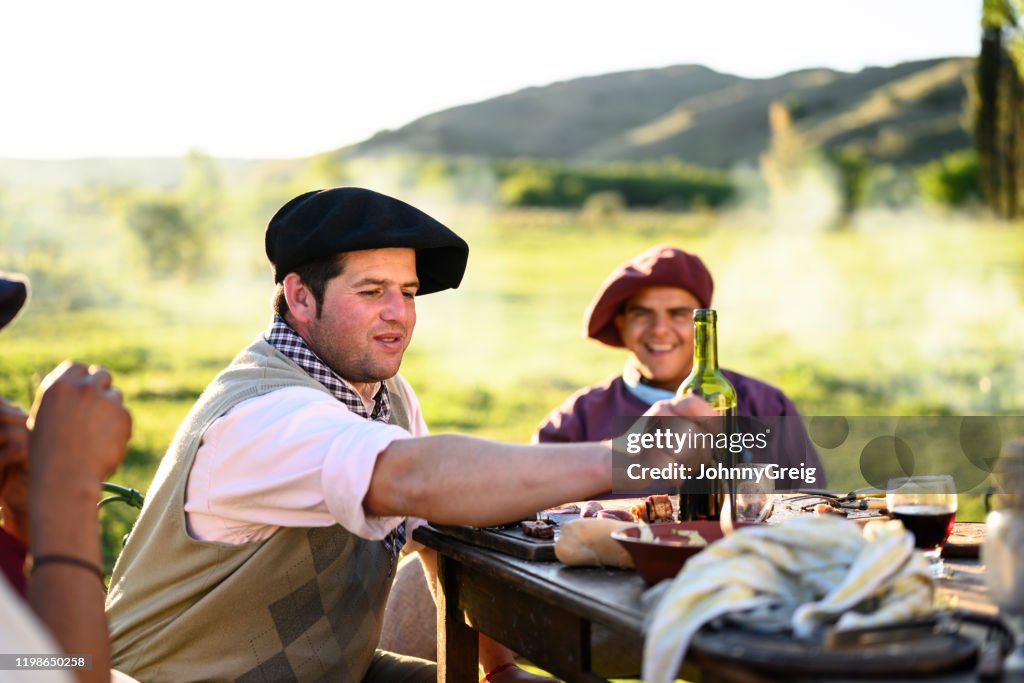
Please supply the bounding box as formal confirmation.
[583,245,714,348]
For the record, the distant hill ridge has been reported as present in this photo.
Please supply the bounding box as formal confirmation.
[0,58,974,189]
[345,57,974,168]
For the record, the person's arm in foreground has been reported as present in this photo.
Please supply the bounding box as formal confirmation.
[27,362,132,683]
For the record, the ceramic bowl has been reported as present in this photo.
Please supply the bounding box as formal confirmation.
[611,521,723,584]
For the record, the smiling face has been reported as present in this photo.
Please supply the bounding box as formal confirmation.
[286,248,418,399]
[613,285,701,391]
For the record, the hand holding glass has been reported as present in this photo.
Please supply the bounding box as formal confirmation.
[887,475,957,578]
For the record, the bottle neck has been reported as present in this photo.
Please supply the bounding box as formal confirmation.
[693,316,719,370]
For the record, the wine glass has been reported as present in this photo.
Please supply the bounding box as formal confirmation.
[721,466,775,534]
[886,475,957,579]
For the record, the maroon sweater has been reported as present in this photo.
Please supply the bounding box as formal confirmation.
[534,371,825,490]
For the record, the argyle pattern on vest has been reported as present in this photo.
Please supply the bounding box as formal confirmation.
[107,338,415,682]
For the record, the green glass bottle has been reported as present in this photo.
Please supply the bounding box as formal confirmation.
[676,308,737,521]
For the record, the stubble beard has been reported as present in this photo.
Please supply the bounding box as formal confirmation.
[306,320,406,384]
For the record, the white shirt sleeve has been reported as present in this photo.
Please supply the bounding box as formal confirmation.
[185,381,428,545]
[383,374,430,550]
[0,579,74,683]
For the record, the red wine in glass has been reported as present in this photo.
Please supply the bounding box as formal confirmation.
[891,504,956,551]
[887,475,957,578]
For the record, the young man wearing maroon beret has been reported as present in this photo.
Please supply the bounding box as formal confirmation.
[534,244,823,488]
[532,245,824,677]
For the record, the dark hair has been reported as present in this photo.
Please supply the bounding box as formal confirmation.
[272,253,348,319]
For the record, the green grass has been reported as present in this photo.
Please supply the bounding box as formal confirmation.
[3,205,1022,568]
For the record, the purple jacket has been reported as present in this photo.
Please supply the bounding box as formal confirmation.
[534,371,825,490]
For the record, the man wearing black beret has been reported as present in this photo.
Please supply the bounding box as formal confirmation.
[106,187,714,683]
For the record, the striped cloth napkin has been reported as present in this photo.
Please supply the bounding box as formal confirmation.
[642,516,933,683]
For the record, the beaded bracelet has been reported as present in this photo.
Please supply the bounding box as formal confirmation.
[31,554,105,582]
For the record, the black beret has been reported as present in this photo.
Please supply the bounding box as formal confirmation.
[0,273,28,331]
[265,187,469,295]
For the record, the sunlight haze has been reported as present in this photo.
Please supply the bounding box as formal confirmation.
[2,0,980,159]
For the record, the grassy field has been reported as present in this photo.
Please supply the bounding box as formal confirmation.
[2,202,1023,569]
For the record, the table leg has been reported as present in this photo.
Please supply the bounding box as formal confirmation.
[435,553,478,683]
[457,568,605,683]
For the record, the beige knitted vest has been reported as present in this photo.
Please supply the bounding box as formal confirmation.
[106,337,412,682]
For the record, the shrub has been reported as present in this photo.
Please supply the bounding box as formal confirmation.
[916,150,981,208]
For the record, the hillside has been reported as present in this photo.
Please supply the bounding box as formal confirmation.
[0,58,974,189]
[346,58,974,168]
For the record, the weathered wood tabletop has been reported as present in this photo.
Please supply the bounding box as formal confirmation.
[414,521,1002,683]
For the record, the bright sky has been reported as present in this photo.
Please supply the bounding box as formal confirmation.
[2,0,980,159]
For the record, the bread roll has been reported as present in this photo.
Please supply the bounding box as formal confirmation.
[555,518,635,568]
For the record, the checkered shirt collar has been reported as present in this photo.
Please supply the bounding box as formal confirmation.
[266,315,391,422]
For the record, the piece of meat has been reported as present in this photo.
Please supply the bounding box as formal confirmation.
[596,509,634,522]
[520,519,556,539]
[545,504,581,515]
[814,503,848,517]
[646,494,675,523]
[580,501,604,518]
[631,502,650,523]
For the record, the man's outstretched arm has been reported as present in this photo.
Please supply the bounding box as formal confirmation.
[364,395,715,524]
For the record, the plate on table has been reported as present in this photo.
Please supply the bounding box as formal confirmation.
[689,619,979,679]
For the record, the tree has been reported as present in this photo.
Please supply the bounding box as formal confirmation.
[121,150,222,280]
[917,150,982,207]
[181,149,222,219]
[973,0,1024,218]
[125,198,208,279]
[825,146,869,229]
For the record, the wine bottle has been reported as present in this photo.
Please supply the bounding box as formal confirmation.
[676,308,737,521]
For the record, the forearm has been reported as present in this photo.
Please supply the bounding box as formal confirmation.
[366,434,611,525]
[27,470,109,683]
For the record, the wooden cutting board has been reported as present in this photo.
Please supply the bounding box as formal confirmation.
[431,523,556,561]
[431,513,581,561]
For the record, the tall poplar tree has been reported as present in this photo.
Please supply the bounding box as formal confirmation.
[974,0,1024,218]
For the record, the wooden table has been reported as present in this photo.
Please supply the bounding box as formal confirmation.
[413,523,999,683]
